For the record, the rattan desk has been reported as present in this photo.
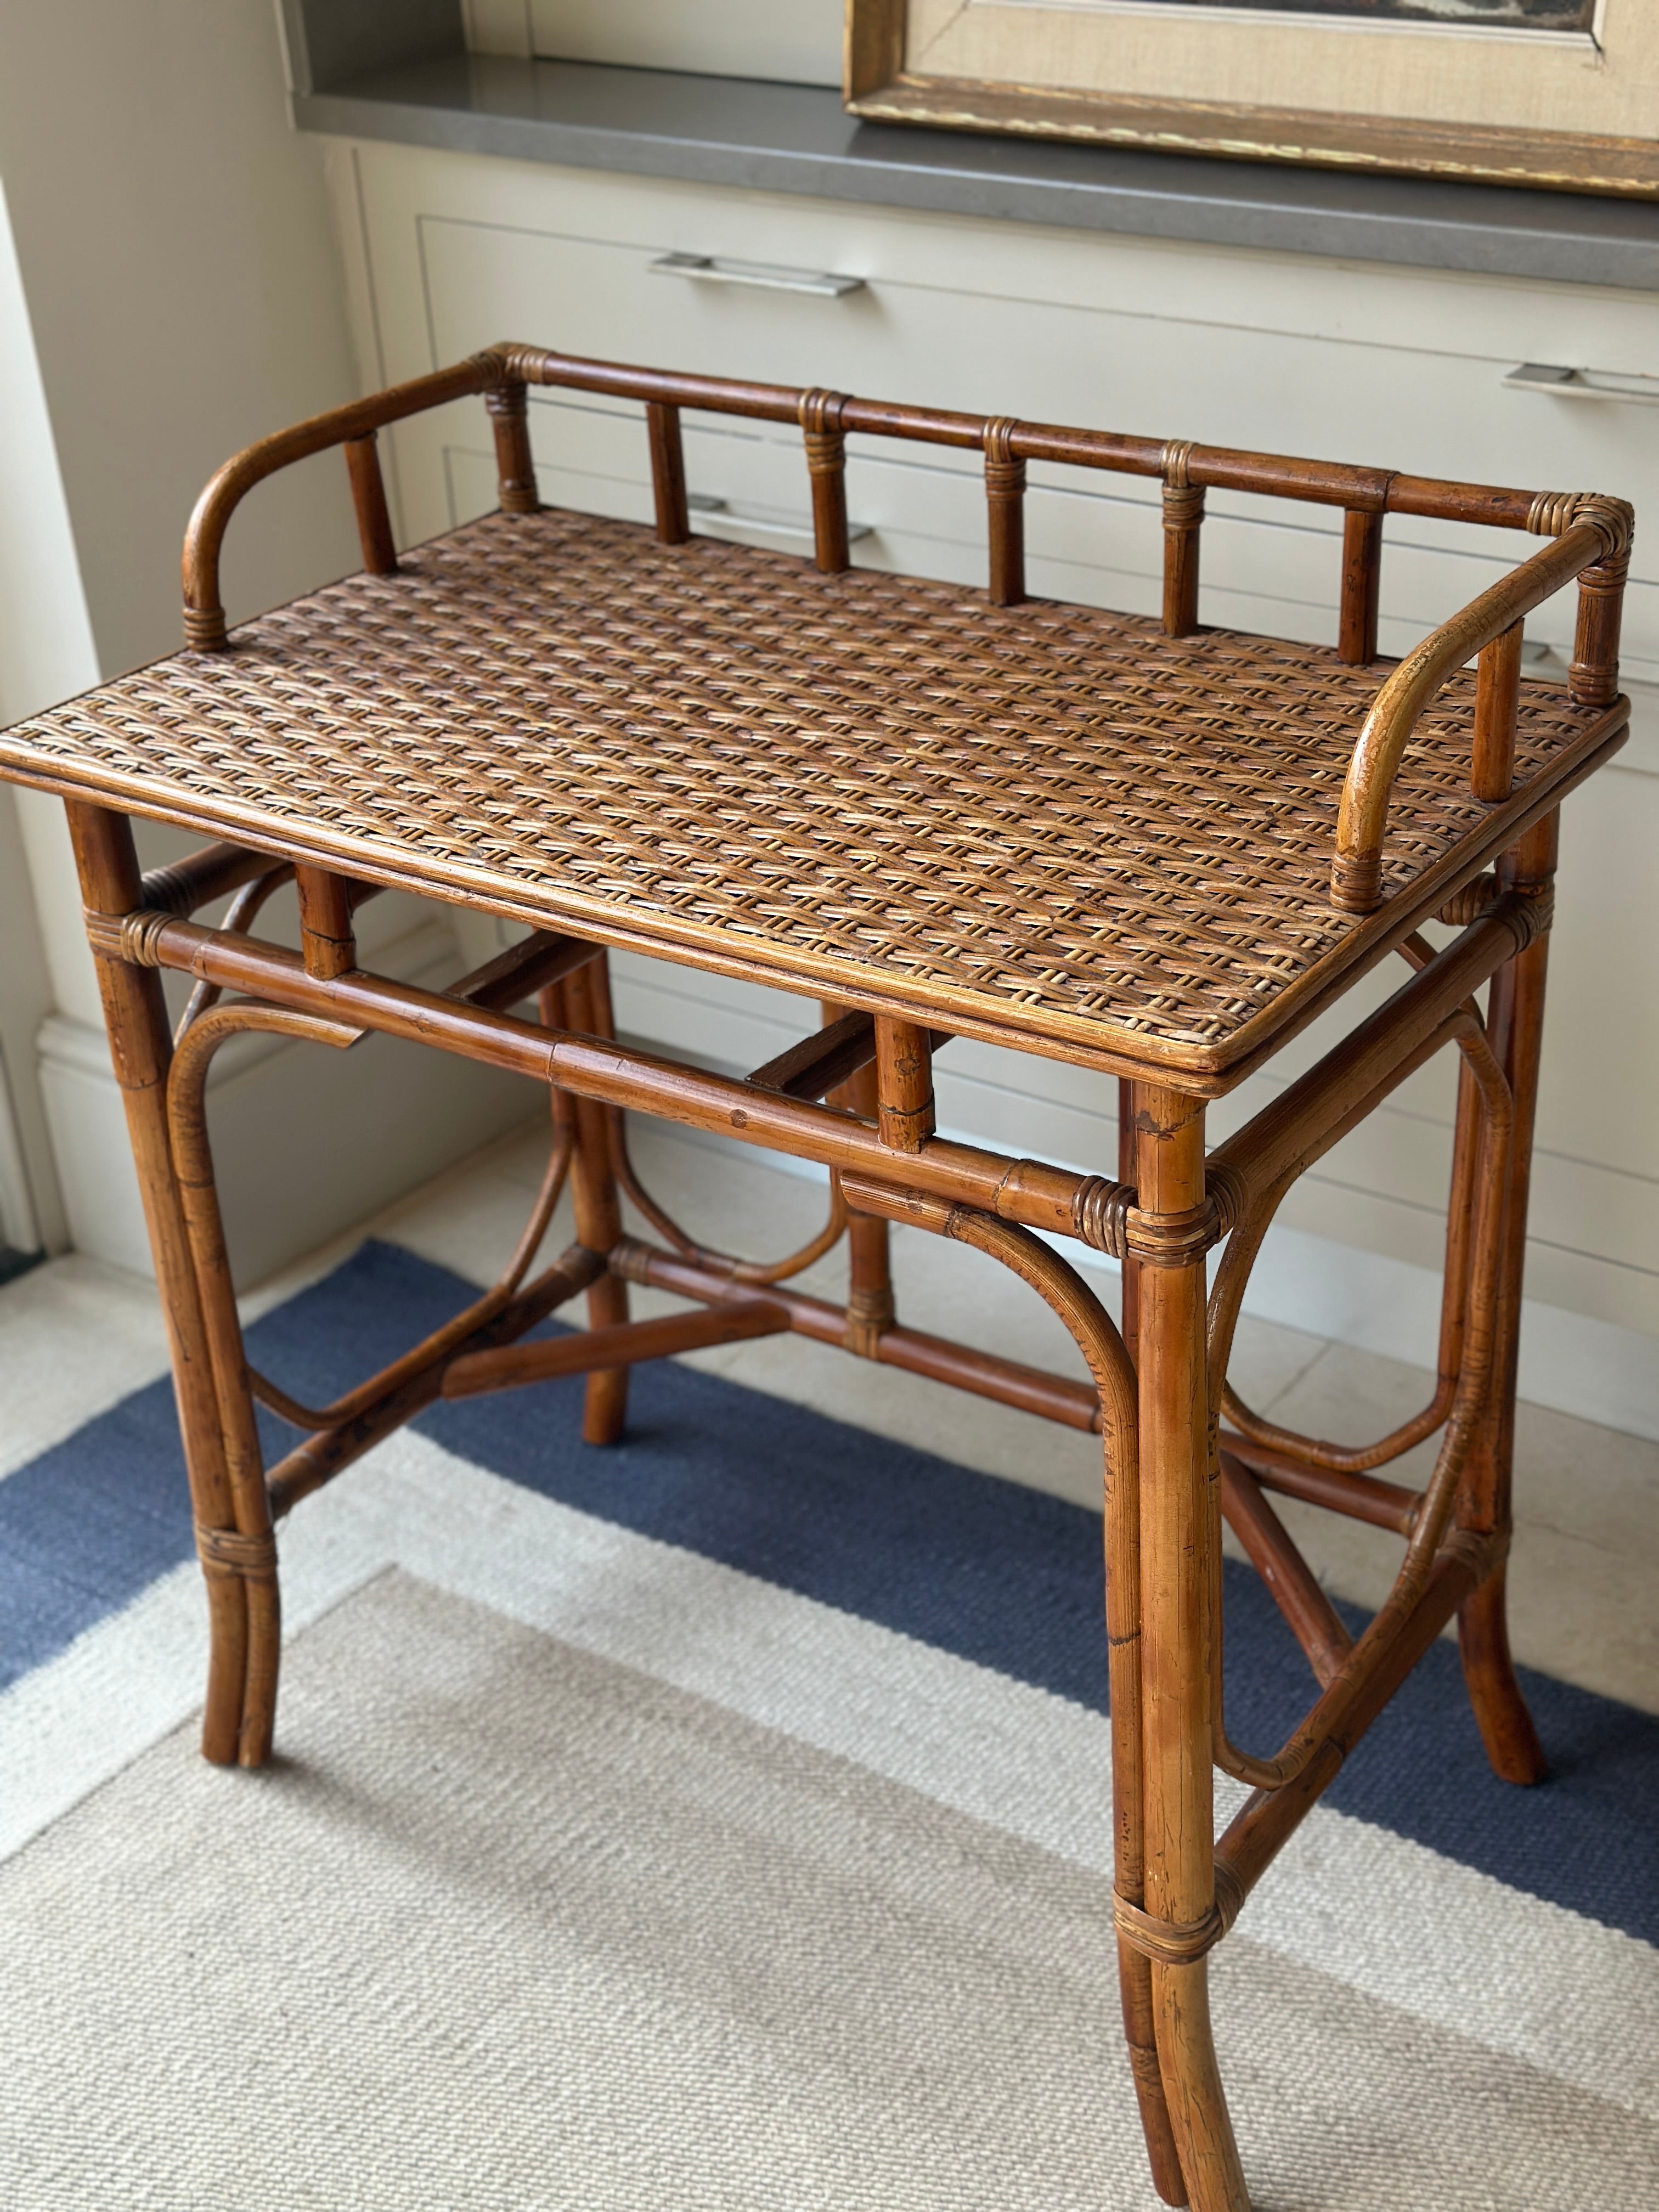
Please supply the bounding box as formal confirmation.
[0,347,1633,2212]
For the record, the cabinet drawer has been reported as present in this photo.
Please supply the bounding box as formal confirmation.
[365,170,1655,675]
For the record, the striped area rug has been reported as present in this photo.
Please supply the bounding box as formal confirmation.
[2,1242,1655,2209]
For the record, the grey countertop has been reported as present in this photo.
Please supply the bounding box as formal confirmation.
[291,44,1658,295]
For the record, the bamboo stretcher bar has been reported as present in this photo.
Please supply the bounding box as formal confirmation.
[139,839,387,929]
[139,840,280,915]
[616,1240,1105,1432]
[104,911,1109,1248]
[1218,1432,1420,1534]
[249,1124,574,1437]
[748,1009,879,1099]
[449,929,600,1013]
[266,1243,605,1516]
[747,1013,952,1104]
[1218,1453,1353,1687]
[443,1294,789,1398]
[1215,1530,1498,1904]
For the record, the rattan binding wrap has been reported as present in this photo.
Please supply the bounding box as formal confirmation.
[195,1523,278,1581]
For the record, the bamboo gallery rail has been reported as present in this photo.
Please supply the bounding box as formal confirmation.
[0,341,1635,2212]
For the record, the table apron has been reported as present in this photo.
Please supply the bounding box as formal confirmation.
[123,911,1101,1247]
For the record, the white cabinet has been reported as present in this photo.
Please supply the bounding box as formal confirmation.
[358,153,1658,678]
[326,136,1659,1428]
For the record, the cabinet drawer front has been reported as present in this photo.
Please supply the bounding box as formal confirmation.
[389,199,1655,677]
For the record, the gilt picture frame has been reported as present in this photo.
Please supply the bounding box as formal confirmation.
[844,1,1659,198]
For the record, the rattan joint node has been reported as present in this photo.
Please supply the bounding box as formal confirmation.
[80,910,124,961]
[1212,1858,1248,1937]
[1113,1170,1246,1268]
[471,344,520,389]
[983,414,1025,496]
[1570,493,1635,560]
[181,605,228,653]
[1526,490,1577,538]
[113,909,176,969]
[1125,1197,1224,1269]
[1113,1891,1227,1967]
[1204,1161,1251,1245]
[1505,881,1556,947]
[140,861,207,915]
[484,382,527,418]
[1163,483,1205,528]
[843,1283,896,1357]
[607,1237,661,1286]
[1159,438,1196,491]
[194,1522,278,1581]
[799,386,849,462]
[1329,848,1384,917]
[1437,872,1499,927]
[1071,1176,1134,1257]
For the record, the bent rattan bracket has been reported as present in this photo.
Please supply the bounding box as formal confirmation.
[1331,499,1632,914]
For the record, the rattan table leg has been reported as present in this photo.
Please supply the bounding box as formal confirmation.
[849,1181,1187,2202]
[552,953,631,1444]
[165,1013,309,1768]
[1135,1084,1251,2212]
[65,802,256,1765]
[1118,1077,1143,1368]
[823,1000,895,1355]
[1455,812,1555,1785]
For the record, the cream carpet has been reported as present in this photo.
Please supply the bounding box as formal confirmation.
[3,1566,1654,2212]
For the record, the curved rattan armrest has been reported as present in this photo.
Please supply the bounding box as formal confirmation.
[180,351,511,650]
[1330,507,1629,913]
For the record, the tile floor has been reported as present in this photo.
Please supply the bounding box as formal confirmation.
[3,1115,1654,1714]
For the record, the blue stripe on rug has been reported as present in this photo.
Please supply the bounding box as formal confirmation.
[3,1238,1656,1942]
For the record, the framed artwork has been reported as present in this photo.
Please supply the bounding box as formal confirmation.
[844,1,1658,197]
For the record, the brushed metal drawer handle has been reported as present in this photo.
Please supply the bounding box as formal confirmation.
[649,251,865,298]
[1504,362,1659,407]
[688,493,873,545]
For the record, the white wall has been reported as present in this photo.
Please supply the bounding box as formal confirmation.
[0,177,100,1255]
[0,1,530,1282]
[465,2,845,84]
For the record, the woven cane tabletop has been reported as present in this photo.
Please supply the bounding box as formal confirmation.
[0,506,1611,1074]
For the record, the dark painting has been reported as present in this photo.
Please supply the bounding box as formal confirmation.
[1133,1,1596,26]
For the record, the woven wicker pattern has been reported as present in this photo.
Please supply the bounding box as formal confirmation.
[1,508,1599,1052]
